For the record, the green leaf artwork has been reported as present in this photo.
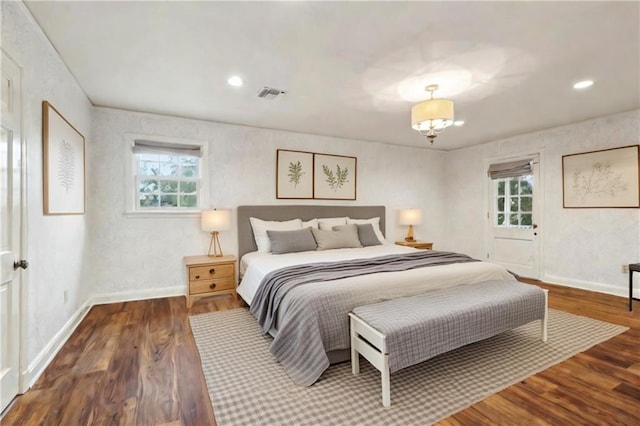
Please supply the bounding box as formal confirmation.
[322,164,349,191]
[288,161,305,187]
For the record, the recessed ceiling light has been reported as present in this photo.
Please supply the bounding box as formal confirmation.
[453,120,465,127]
[573,80,594,89]
[227,76,243,87]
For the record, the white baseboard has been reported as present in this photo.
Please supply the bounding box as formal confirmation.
[21,285,185,391]
[90,285,185,305]
[542,273,638,299]
[23,299,92,389]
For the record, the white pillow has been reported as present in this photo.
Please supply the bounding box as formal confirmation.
[347,217,385,243]
[249,217,302,253]
[318,217,348,230]
[302,218,319,229]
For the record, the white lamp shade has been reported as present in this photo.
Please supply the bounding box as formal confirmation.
[201,209,231,232]
[411,99,454,131]
[399,208,423,226]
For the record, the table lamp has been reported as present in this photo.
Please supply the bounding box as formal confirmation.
[399,208,423,242]
[201,209,231,257]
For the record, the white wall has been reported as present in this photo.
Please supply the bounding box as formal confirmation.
[89,107,447,298]
[1,1,93,383]
[443,110,640,296]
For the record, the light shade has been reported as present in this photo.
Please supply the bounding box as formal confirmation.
[411,99,454,131]
[201,209,231,232]
[399,209,423,226]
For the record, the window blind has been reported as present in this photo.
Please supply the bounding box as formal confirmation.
[132,139,202,157]
[487,159,532,179]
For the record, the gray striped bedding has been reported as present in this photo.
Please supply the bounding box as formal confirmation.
[249,250,509,386]
[251,250,479,334]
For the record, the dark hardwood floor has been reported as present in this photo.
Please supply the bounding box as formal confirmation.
[2,282,638,425]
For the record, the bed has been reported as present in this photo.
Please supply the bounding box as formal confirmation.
[236,205,517,386]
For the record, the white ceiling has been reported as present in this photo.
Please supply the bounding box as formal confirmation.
[25,1,640,151]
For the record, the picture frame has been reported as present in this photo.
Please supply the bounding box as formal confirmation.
[562,145,639,208]
[43,101,86,214]
[276,149,313,199]
[313,153,357,200]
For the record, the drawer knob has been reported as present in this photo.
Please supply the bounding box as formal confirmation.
[209,268,216,274]
[209,283,217,289]
[195,275,200,279]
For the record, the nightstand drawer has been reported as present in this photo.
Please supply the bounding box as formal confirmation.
[189,263,235,281]
[190,278,236,295]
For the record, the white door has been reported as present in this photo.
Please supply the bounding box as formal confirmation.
[0,50,24,413]
[487,156,540,278]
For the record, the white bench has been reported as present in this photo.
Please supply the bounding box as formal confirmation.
[349,280,548,407]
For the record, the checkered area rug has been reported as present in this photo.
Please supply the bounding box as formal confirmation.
[189,309,626,425]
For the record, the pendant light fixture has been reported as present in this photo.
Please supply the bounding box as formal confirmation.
[411,84,454,143]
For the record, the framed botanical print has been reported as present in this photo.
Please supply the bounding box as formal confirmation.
[313,153,357,200]
[43,101,86,214]
[562,145,639,208]
[276,149,313,199]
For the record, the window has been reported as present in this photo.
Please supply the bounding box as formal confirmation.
[136,153,199,208]
[126,136,207,214]
[494,175,533,228]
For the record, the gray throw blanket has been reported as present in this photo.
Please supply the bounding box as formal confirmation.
[250,250,479,334]
[249,249,516,386]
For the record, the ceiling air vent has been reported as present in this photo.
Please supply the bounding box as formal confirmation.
[257,86,286,100]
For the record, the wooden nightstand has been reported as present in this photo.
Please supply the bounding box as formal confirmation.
[184,255,237,308]
[395,241,433,250]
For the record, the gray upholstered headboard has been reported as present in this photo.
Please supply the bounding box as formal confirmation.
[237,205,385,259]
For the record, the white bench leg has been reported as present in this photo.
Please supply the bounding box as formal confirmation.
[382,354,390,408]
[352,349,360,375]
[350,316,360,375]
[541,289,549,342]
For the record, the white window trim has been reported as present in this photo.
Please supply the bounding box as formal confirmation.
[123,133,209,217]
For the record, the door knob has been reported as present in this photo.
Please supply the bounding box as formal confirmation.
[14,259,29,270]
[532,224,538,229]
